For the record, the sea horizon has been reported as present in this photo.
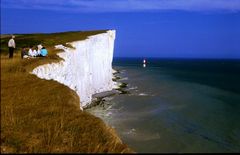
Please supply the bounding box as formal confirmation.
[88,58,240,153]
[2,0,240,153]
[113,57,240,60]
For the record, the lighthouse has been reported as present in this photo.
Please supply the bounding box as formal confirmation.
[143,59,147,68]
[143,59,146,64]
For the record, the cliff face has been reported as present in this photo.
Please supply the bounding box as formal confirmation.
[31,30,116,109]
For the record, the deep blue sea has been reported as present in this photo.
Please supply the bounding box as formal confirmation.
[87,58,240,153]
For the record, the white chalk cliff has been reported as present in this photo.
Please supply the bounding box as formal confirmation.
[31,30,116,109]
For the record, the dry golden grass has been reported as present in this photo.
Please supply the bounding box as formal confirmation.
[0,31,134,153]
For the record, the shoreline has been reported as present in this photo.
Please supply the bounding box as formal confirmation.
[84,68,130,110]
[1,31,133,153]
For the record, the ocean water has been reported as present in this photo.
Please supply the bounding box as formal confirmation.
[87,58,240,153]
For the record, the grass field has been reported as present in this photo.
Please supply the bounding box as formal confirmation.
[0,31,133,153]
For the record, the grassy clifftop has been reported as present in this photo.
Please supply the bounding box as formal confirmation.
[0,31,133,153]
[1,30,106,54]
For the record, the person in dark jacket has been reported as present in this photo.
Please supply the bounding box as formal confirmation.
[21,47,28,59]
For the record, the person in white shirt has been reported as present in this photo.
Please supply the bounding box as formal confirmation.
[37,44,43,50]
[8,35,16,58]
[28,46,34,57]
[37,49,41,56]
[37,44,42,56]
[32,47,38,57]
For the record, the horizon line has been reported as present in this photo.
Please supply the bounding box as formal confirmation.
[113,56,240,60]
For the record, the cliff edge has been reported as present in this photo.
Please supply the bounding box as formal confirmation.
[31,30,116,109]
[1,30,133,153]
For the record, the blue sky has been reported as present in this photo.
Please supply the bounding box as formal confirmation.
[1,0,240,58]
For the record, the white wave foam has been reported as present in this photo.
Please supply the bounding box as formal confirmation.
[106,111,112,117]
[124,128,137,135]
[139,93,148,96]
[119,77,128,81]
[128,86,138,90]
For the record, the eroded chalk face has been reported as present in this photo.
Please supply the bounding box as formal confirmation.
[31,30,116,109]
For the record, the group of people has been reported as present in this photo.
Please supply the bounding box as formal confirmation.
[8,35,48,59]
[21,44,48,59]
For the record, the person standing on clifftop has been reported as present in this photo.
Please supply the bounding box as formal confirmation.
[8,35,16,58]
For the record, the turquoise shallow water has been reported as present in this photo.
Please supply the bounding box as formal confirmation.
[87,58,240,153]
